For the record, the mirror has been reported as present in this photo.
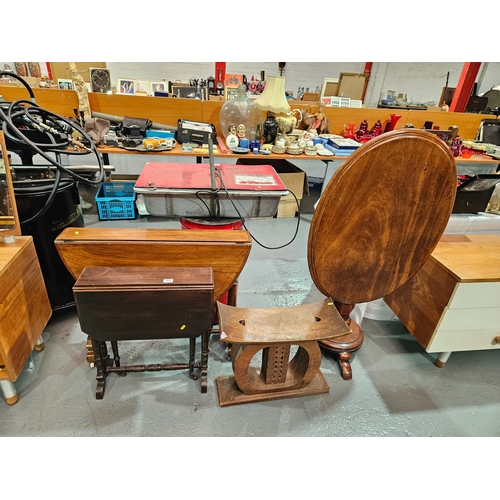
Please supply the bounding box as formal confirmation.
[0,131,21,237]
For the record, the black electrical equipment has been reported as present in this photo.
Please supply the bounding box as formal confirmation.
[0,71,105,224]
[0,71,105,309]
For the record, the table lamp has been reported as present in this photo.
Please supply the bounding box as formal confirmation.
[254,75,290,145]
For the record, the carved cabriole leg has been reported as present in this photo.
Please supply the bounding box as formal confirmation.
[0,380,19,405]
[319,301,364,381]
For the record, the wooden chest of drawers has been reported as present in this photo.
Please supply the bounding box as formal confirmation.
[384,234,500,366]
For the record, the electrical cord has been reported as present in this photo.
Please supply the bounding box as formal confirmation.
[214,167,301,250]
[0,71,105,224]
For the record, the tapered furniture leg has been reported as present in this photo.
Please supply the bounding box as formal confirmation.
[0,380,18,405]
[34,335,45,352]
[435,351,452,368]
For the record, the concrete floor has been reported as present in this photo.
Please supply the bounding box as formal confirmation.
[2,202,499,440]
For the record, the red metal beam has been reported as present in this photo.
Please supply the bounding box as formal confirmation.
[361,62,372,103]
[449,62,482,113]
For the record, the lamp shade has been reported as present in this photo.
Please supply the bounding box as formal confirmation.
[254,75,290,113]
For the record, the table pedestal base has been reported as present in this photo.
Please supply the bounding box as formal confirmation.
[319,302,364,380]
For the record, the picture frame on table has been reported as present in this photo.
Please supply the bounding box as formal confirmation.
[150,81,167,94]
[172,85,200,99]
[58,79,73,90]
[136,80,149,94]
[117,78,137,95]
[225,85,240,100]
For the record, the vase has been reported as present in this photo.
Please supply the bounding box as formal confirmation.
[219,84,262,139]
[262,111,279,144]
[383,114,402,133]
[343,123,356,139]
[276,109,303,135]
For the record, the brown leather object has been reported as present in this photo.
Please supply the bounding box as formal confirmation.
[308,129,457,304]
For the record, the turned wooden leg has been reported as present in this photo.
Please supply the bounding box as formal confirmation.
[200,331,209,394]
[0,380,19,405]
[86,336,95,368]
[319,301,364,380]
[91,337,107,400]
[189,337,198,381]
[435,351,452,368]
[34,334,45,352]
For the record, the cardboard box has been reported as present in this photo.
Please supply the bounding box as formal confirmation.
[235,159,307,202]
[277,198,300,218]
[337,73,368,100]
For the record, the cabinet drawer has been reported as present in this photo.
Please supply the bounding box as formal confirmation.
[428,326,500,352]
[448,282,500,309]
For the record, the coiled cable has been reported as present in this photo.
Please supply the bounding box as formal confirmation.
[0,71,105,224]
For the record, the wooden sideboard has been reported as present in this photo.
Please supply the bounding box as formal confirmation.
[384,233,500,367]
[0,86,496,141]
[0,236,52,404]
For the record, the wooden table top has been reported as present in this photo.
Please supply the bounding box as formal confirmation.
[97,143,331,162]
[308,129,457,304]
[433,234,500,282]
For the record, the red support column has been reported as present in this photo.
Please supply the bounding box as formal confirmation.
[449,62,482,113]
[361,62,372,103]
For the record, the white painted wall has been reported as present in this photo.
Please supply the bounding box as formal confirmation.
[104,61,500,107]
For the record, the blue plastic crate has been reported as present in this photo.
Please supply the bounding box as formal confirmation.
[95,182,136,220]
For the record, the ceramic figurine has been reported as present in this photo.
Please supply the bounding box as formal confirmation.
[237,124,246,139]
[69,62,91,121]
[355,119,369,142]
[450,136,462,157]
[226,123,239,149]
[306,104,326,133]
[342,123,356,139]
[370,120,383,137]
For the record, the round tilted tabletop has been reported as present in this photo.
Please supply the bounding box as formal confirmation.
[308,129,457,304]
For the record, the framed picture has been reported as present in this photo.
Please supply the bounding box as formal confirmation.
[14,62,28,77]
[150,81,167,94]
[28,62,41,78]
[117,78,137,95]
[172,85,201,99]
[136,80,149,94]
[58,79,73,90]
[225,85,240,100]
[320,77,339,101]
[225,73,243,86]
